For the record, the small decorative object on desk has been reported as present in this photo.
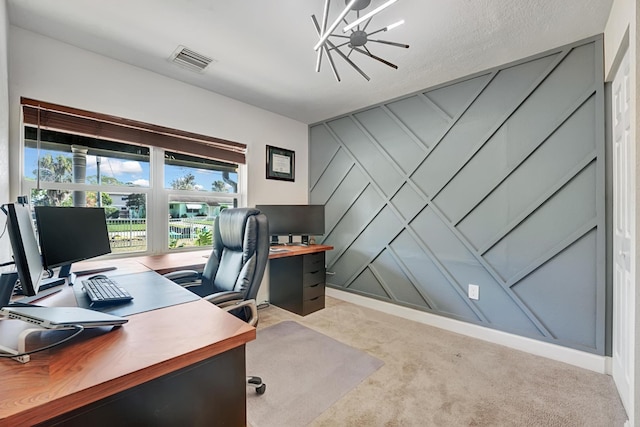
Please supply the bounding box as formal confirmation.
[309,236,316,245]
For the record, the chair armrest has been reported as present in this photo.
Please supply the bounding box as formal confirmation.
[163,270,200,281]
[204,290,245,305]
[163,270,204,288]
[209,298,259,327]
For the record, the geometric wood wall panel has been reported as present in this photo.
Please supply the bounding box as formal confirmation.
[309,36,606,354]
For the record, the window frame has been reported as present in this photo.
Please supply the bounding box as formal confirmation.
[19,100,245,258]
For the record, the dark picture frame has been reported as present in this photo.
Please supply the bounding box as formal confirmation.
[266,145,295,182]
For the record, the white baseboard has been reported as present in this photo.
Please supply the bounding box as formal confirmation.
[326,288,609,374]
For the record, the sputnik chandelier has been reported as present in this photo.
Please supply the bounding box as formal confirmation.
[312,0,408,81]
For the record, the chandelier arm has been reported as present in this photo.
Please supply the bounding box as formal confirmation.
[353,9,360,29]
[352,46,398,69]
[315,1,332,73]
[312,14,341,81]
[314,0,358,51]
[324,46,341,82]
[361,18,373,32]
[367,38,410,48]
[367,27,388,37]
[330,40,351,50]
[343,0,398,32]
[320,0,331,34]
[330,34,351,39]
[312,15,324,72]
[330,43,370,80]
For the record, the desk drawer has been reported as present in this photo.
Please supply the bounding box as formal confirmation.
[302,295,325,316]
[303,252,324,272]
[303,269,325,287]
[303,283,324,300]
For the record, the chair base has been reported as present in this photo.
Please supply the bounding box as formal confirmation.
[247,375,266,394]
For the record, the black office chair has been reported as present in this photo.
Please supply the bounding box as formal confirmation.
[164,207,269,394]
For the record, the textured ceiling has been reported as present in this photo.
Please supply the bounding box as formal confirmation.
[7,0,613,124]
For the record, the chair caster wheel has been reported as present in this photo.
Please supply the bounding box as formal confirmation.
[256,384,266,395]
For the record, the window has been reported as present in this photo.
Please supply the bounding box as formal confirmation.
[21,98,246,256]
[164,151,238,193]
[164,151,238,250]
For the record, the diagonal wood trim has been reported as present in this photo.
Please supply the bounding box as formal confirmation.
[429,49,570,202]
[507,219,598,288]
[455,89,598,230]
[478,153,598,256]
[323,123,489,323]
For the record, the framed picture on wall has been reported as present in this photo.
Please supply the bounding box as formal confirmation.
[266,145,295,182]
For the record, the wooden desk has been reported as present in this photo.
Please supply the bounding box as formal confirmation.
[135,250,211,275]
[132,245,334,268]
[133,245,335,316]
[267,244,334,260]
[0,261,255,426]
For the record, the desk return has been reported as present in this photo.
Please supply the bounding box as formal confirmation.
[269,246,331,316]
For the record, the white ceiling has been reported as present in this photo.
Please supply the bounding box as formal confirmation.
[7,0,613,124]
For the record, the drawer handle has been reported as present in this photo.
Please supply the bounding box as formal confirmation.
[310,297,320,301]
[309,270,321,274]
[326,271,336,276]
[310,283,320,288]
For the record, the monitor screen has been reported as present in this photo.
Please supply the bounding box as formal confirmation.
[35,206,112,270]
[2,202,45,297]
[255,205,325,236]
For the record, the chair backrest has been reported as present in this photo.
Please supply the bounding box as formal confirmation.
[201,208,269,302]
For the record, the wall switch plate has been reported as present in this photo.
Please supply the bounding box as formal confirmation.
[468,284,479,300]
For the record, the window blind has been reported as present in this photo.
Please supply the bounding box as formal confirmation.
[21,97,246,164]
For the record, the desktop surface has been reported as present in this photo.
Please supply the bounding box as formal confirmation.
[266,243,333,259]
[0,260,255,426]
[73,270,200,316]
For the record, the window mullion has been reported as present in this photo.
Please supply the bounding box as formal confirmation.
[149,148,166,254]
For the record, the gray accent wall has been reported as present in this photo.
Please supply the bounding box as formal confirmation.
[309,36,606,354]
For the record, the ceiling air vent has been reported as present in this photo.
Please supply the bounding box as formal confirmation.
[169,45,215,73]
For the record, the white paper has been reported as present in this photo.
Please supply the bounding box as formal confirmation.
[272,153,291,174]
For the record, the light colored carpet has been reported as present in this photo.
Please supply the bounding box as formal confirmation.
[246,320,384,427]
[253,296,628,426]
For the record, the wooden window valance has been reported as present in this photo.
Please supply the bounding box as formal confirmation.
[21,97,246,165]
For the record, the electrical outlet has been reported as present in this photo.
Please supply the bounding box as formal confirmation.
[468,284,479,300]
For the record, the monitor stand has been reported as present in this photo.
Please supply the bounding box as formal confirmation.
[270,235,283,246]
[0,279,65,363]
[284,234,308,247]
[0,271,18,307]
[59,264,117,278]
[1,272,64,306]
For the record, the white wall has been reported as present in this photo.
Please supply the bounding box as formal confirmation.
[604,0,638,425]
[7,26,310,302]
[7,26,309,208]
[0,1,10,268]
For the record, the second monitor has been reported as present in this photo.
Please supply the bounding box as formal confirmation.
[256,204,324,245]
[34,206,113,278]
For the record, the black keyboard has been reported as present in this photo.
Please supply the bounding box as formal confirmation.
[81,277,133,306]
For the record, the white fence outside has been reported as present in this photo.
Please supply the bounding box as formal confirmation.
[106,217,214,251]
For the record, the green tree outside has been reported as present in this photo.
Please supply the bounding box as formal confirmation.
[32,154,72,206]
[123,194,146,218]
[171,173,197,190]
[212,180,226,192]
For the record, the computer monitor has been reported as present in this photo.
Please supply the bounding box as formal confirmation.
[1,202,45,299]
[255,204,325,245]
[34,206,112,276]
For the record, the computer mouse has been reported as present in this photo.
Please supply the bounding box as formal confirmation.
[89,274,108,280]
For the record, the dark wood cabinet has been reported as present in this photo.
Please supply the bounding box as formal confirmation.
[270,250,326,316]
